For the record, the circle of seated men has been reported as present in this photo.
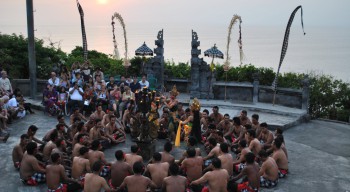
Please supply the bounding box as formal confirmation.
[12,103,289,192]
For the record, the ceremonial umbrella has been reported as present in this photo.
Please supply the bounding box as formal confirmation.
[204,44,224,99]
[135,42,153,74]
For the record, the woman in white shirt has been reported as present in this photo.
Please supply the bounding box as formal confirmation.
[119,86,134,117]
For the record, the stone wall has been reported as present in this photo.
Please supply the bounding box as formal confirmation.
[213,81,253,102]
[11,79,47,96]
[259,86,302,108]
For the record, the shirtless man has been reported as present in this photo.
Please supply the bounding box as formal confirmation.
[125,144,143,168]
[72,133,88,157]
[110,150,133,190]
[160,141,175,165]
[258,123,274,149]
[146,152,170,191]
[258,149,279,188]
[46,153,81,192]
[91,104,106,121]
[105,115,126,144]
[43,130,59,162]
[51,138,71,166]
[20,142,46,185]
[85,115,96,132]
[272,138,289,178]
[231,152,260,192]
[84,160,115,192]
[12,134,29,169]
[191,157,229,192]
[233,139,251,174]
[177,136,201,165]
[251,114,261,137]
[71,147,91,181]
[119,162,157,192]
[181,148,203,182]
[26,125,45,145]
[239,110,251,126]
[232,117,244,144]
[200,109,210,133]
[70,107,87,125]
[209,106,224,126]
[203,138,221,162]
[89,119,110,142]
[72,122,88,146]
[162,163,187,192]
[217,114,234,142]
[216,143,234,176]
[43,123,66,142]
[88,140,111,178]
[101,108,113,126]
[246,129,262,157]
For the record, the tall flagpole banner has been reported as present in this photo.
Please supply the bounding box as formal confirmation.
[273,5,306,105]
[77,0,88,61]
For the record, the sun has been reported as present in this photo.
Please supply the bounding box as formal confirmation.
[97,0,108,5]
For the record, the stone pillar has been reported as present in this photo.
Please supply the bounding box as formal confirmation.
[302,75,310,112]
[253,73,259,103]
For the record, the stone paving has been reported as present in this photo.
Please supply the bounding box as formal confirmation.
[1,109,350,191]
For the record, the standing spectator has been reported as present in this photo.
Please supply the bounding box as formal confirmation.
[68,82,84,113]
[48,71,60,87]
[0,70,13,96]
[92,67,104,83]
[130,76,141,93]
[139,75,149,89]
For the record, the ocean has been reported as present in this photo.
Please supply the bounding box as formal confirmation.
[1,23,349,82]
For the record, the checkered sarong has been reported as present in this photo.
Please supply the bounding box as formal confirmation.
[99,166,110,178]
[260,176,278,188]
[47,183,67,192]
[32,172,46,183]
[278,169,288,178]
[235,163,246,173]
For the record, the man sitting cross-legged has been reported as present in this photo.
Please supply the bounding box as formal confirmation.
[88,140,111,178]
[71,147,91,184]
[109,150,133,190]
[20,142,46,186]
[12,134,29,170]
[191,157,229,192]
[162,163,187,192]
[230,152,260,192]
[125,144,143,168]
[145,152,170,191]
[272,137,289,178]
[204,143,234,176]
[119,161,157,192]
[233,139,251,174]
[181,148,203,192]
[84,160,115,192]
[160,141,175,165]
[46,153,81,192]
[258,149,279,188]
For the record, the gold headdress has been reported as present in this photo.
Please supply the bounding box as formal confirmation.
[191,98,201,111]
[170,85,179,97]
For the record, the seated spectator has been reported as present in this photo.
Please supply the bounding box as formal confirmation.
[0,95,10,130]
[106,76,117,92]
[92,67,104,83]
[139,75,149,89]
[81,61,92,82]
[118,75,127,93]
[7,93,26,119]
[130,76,141,93]
[59,73,70,89]
[125,75,132,86]
[95,85,109,111]
[93,74,106,92]
[70,62,81,83]
[13,88,35,114]
[71,72,84,88]
[68,82,84,114]
[48,71,60,87]
[0,70,13,96]
[119,86,134,118]
[109,85,121,113]
[43,84,60,116]
[82,84,95,116]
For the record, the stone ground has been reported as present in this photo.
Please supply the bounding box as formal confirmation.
[1,110,350,191]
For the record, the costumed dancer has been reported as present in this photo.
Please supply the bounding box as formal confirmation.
[181,98,201,143]
[164,85,179,142]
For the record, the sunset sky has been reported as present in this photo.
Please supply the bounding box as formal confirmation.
[0,0,349,27]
